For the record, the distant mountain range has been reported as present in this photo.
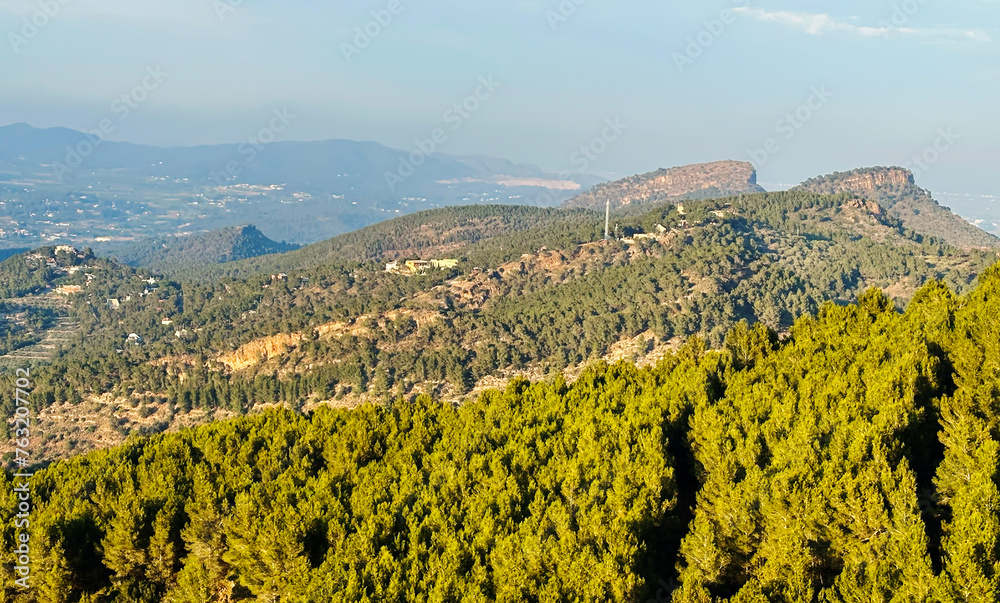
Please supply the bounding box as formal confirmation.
[0,122,602,246]
[0,122,596,194]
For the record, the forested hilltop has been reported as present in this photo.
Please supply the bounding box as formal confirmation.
[3,265,1000,602]
[99,225,300,270]
[1,190,998,461]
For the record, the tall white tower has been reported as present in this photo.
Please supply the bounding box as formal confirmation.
[604,198,610,241]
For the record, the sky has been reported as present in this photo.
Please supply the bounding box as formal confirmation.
[1,0,999,195]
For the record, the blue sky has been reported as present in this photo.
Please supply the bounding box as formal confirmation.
[1,0,998,194]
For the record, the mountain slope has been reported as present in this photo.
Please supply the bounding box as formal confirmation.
[563,160,765,211]
[167,204,601,281]
[102,225,299,268]
[5,187,1000,461]
[795,166,999,249]
[8,265,1000,601]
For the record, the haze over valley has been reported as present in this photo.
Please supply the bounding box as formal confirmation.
[0,122,600,248]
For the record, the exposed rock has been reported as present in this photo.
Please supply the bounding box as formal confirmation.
[564,160,765,212]
[796,167,999,250]
[844,197,885,217]
[841,167,914,192]
[798,167,914,197]
[218,332,305,371]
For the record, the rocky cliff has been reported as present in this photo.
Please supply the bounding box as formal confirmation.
[796,167,999,249]
[840,167,914,192]
[563,160,765,212]
[797,167,915,197]
[218,332,305,371]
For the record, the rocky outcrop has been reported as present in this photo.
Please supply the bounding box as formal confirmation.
[564,160,765,212]
[218,333,305,371]
[841,168,913,192]
[215,312,436,371]
[844,198,885,217]
[797,167,999,250]
[798,167,914,197]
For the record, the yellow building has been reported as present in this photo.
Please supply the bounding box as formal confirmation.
[405,260,431,273]
[430,259,459,270]
[386,258,459,275]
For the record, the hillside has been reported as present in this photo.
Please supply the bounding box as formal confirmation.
[5,266,1000,601]
[796,166,1000,249]
[3,188,999,461]
[169,204,601,281]
[563,160,765,211]
[102,225,300,268]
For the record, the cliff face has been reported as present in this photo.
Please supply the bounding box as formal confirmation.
[564,160,765,211]
[841,168,914,193]
[218,332,305,371]
[799,167,915,197]
[796,167,999,250]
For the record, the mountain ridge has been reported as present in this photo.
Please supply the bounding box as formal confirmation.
[563,160,765,212]
[0,122,600,192]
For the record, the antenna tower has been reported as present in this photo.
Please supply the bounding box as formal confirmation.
[604,198,610,241]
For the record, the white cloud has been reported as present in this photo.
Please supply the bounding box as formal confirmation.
[733,7,992,44]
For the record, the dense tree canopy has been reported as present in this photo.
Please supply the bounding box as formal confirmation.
[2,192,995,449]
[3,263,1000,601]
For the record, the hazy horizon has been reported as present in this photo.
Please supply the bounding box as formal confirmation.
[3,1,999,196]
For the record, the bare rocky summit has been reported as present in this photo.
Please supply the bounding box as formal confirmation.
[563,160,765,211]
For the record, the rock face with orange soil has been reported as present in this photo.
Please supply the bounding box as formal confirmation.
[564,160,765,212]
[218,333,306,371]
